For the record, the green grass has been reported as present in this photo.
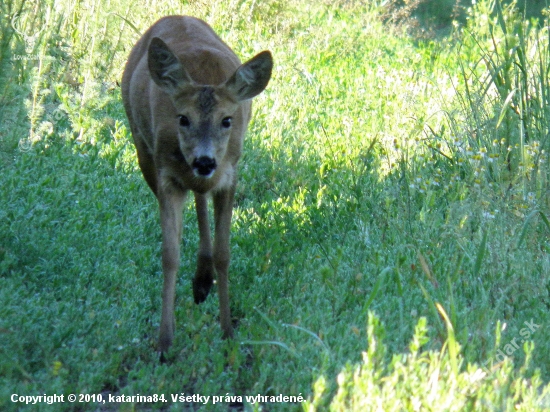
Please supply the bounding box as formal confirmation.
[1,0,550,410]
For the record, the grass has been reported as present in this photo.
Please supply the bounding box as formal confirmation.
[1,0,550,410]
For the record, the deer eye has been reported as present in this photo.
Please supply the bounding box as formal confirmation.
[178,115,190,127]
[221,117,232,128]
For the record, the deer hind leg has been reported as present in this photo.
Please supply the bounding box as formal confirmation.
[158,187,186,355]
[213,185,236,339]
[193,193,215,304]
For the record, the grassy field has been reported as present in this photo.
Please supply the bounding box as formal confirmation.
[1,0,550,410]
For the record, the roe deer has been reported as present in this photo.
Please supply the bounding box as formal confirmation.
[121,16,272,359]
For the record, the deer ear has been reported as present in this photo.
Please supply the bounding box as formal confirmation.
[148,37,191,93]
[226,50,273,101]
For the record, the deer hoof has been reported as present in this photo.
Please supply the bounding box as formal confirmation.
[192,275,213,304]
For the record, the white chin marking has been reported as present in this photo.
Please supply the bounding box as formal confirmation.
[193,170,215,179]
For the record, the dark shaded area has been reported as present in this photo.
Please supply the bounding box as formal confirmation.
[384,0,548,38]
[514,0,548,19]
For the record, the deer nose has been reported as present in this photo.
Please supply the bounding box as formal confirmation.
[192,156,217,177]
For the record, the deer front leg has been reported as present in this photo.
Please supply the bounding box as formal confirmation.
[213,185,236,339]
[158,187,186,355]
[193,192,214,304]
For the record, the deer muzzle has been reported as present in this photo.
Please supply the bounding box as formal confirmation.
[192,156,217,177]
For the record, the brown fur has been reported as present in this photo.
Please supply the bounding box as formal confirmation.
[121,15,272,357]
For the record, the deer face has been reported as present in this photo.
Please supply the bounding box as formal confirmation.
[166,85,237,178]
[148,37,272,178]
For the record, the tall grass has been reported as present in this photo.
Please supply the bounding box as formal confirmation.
[447,0,550,198]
